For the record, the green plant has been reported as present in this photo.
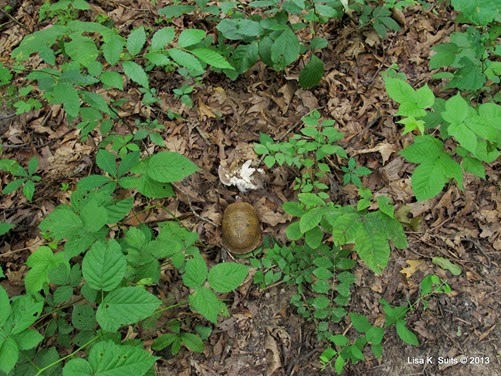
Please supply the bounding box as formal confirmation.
[0,156,41,202]
[320,274,452,373]
[0,147,250,374]
[384,70,500,201]
[252,110,413,374]
[255,109,347,193]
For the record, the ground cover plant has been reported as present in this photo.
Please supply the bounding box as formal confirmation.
[0,0,499,375]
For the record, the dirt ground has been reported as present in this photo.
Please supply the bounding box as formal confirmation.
[0,1,499,375]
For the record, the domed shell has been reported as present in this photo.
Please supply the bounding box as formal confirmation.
[222,202,261,254]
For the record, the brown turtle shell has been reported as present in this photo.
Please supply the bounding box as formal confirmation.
[222,202,262,254]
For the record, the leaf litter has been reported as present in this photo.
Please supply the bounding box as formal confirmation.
[0,1,499,375]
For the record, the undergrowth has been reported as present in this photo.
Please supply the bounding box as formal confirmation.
[0,0,497,374]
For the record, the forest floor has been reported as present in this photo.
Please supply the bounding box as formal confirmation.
[0,1,499,375]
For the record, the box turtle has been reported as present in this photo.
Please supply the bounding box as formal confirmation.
[222,201,261,254]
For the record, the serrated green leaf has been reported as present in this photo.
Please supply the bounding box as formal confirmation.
[191,48,234,70]
[151,27,175,50]
[96,287,161,331]
[396,319,419,345]
[146,151,199,183]
[83,240,126,291]
[25,246,67,293]
[400,135,444,164]
[0,286,11,326]
[13,329,44,350]
[80,199,108,232]
[208,263,249,293]
[178,29,206,48]
[102,34,124,65]
[127,26,146,56]
[122,61,149,88]
[0,337,18,374]
[181,333,205,353]
[100,71,123,89]
[182,254,208,288]
[10,293,44,334]
[411,161,448,201]
[189,286,226,323]
[168,48,205,75]
[350,313,371,333]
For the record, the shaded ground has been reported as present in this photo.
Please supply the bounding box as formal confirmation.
[0,1,499,375]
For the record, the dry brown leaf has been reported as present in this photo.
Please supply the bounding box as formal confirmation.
[400,259,424,278]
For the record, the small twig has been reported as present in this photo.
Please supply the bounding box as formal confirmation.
[0,8,32,33]
[172,182,217,227]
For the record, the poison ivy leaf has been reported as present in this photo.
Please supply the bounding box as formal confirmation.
[96,287,161,331]
[82,240,126,291]
[208,263,249,293]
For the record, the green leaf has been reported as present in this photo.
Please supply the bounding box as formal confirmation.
[96,149,117,177]
[430,43,458,69]
[13,329,44,350]
[0,337,18,374]
[52,82,80,118]
[299,207,324,233]
[127,26,146,56]
[63,340,157,376]
[442,94,469,124]
[396,319,419,345]
[25,246,67,293]
[10,294,44,334]
[72,303,97,331]
[102,34,124,65]
[208,263,249,293]
[151,27,175,50]
[0,286,11,326]
[432,257,462,276]
[146,151,199,183]
[230,43,259,74]
[96,287,161,331]
[168,48,205,75]
[350,313,371,333]
[178,29,206,48]
[80,199,108,233]
[122,61,149,88]
[400,135,444,164]
[181,333,204,353]
[100,71,123,89]
[411,162,448,201]
[271,28,300,69]
[182,254,208,288]
[158,5,196,18]
[191,48,234,70]
[189,286,226,324]
[23,180,35,202]
[305,226,324,249]
[299,55,324,89]
[65,36,99,68]
[82,240,126,291]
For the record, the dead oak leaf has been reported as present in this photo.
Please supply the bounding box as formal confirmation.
[400,259,424,279]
